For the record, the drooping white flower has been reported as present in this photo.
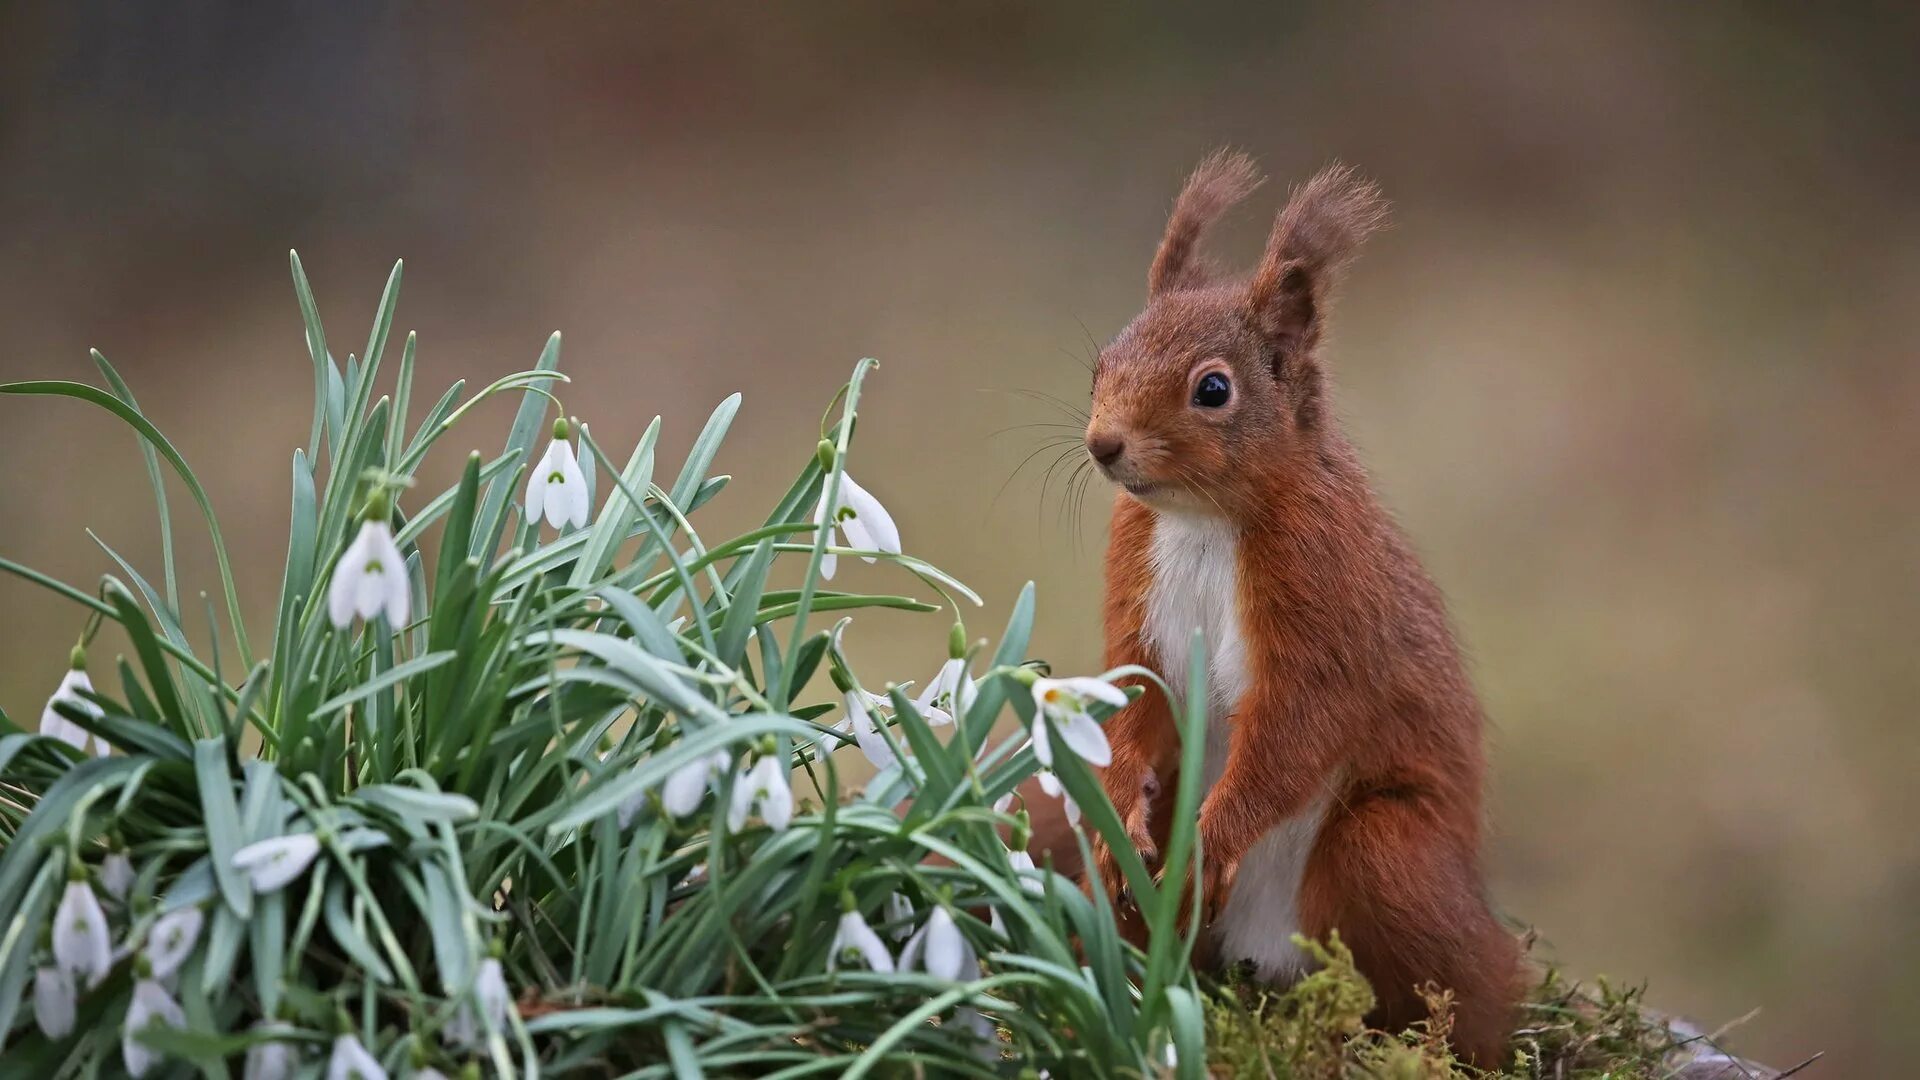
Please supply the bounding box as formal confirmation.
[524,422,590,531]
[32,965,76,1039]
[243,1022,298,1080]
[1007,848,1045,896]
[413,1070,450,1080]
[40,649,105,754]
[102,850,135,901]
[123,978,186,1077]
[1029,676,1123,768]
[885,892,915,941]
[233,833,322,893]
[899,905,974,982]
[144,906,204,981]
[836,689,898,769]
[327,517,410,629]
[326,1033,388,1080]
[992,791,1015,814]
[445,955,511,1049]
[660,750,732,819]
[827,908,894,973]
[812,472,899,580]
[727,756,793,833]
[955,1006,1000,1056]
[52,877,111,987]
[912,658,975,726]
[1035,768,1080,827]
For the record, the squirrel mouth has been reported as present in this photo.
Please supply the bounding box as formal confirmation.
[1122,480,1161,497]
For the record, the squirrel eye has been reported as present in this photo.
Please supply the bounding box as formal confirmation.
[1192,371,1231,408]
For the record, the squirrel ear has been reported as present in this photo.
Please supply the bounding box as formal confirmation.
[1148,149,1263,297]
[1246,163,1388,363]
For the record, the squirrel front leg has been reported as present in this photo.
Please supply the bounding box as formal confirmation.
[1191,678,1351,919]
[1090,672,1177,900]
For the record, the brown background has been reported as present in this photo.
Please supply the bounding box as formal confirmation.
[4,4,1917,1072]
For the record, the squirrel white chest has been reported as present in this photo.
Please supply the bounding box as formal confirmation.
[1142,510,1329,982]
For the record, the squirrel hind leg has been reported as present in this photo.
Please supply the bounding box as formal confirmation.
[1298,794,1523,1068]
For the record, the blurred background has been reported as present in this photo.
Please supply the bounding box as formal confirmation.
[3,3,1916,1071]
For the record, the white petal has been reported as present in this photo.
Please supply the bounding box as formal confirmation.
[1062,676,1129,709]
[366,524,410,627]
[992,792,1014,814]
[830,910,895,973]
[920,907,969,981]
[465,957,510,1039]
[524,442,551,525]
[42,671,95,749]
[33,965,75,1039]
[123,980,185,1077]
[753,757,794,831]
[844,694,896,769]
[1029,717,1054,768]
[838,474,900,556]
[1063,792,1081,826]
[1035,768,1061,798]
[838,506,878,562]
[1056,713,1113,767]
[560,444,590,528]
[818,531,839,581]
[102,852,134,901]
[243,1024,298,1080]
[661,752,721,819]
[885,893,914,940]
[726,763,755,833]
[53,881,111,985]
[233,834,321,893]
[897,922,927,971]
[328,523,375,628]
[327,1034,389,1080]
[145,906,204,980]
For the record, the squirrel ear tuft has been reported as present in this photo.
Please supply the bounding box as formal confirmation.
[1148,148,1264,297]
[1246,163,1388,360]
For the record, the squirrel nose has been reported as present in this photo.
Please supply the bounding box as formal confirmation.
[1087,433,1126,466]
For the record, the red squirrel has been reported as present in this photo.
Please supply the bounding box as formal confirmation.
[1083,151,1521,1063]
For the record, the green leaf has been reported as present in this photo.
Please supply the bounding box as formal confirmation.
[716,539,773,670]
[194,737,252,917]
[309,650,457,718]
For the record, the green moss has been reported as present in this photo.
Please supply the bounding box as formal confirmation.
[1203,936,1696,1078]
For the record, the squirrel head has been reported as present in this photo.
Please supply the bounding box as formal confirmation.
[1086,152,1387,517]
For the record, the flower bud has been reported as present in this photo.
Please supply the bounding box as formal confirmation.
[948,621,967,661]
[815,439,837,472]
[552,416,572,441]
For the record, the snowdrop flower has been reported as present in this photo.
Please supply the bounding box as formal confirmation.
[660,750,732,819]
[828,905,895,973]
[123,976,186,1077]
[911,623,975,725]
[40,646,105,754]
[327,496,410,630]
[835,687,898,769]
[445,953,511,1049]
[233,833,322,893]
[327,1033,388,1080]
[1036,768,1080,827]
[243,1022,298,1080]
[32,964,75,1039]
[412,1071,449,1080]
[727,755,793,833]
[53,871,111,987]
[1007,848,1046,896]
[144,906,203,981]
[885,892,915,942]
[955,1006,1000,1056]
[812,471,899,580]
[1029,676,1124,768]
[524,418,589,530]
[102,849,135,901]
[900,905,974,981]
[992,791,1015,814]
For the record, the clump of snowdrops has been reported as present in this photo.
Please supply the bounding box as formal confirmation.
[0,256,1214,1078]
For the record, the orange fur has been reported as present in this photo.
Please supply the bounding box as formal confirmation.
[1082,152,1520,1064]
